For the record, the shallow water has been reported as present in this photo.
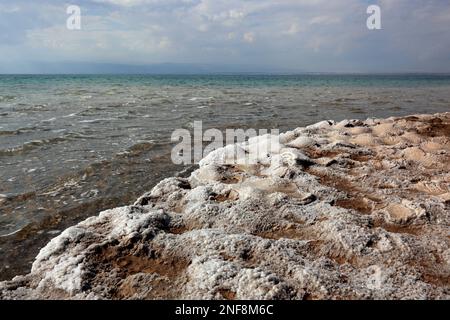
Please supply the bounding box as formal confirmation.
[1,74,450,280]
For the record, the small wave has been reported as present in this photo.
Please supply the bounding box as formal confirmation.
[117,113,137,120]
[0,95,16,102]
[0,130,19,136]
[188,97,214,101]
[0,137,68,156]
[77,109,104,117]
[349,107,366,114]
[79,118,117,124]
[70,89,91,96]
[125,141,155,154]
[65,132,98,140]
[0,126,38,136]
[0,226,26,238]
[0,217,29,238]
[32,104,49,110]
[41,117,57,122]
[63,113,78,118]
[12,104,51,112]
[52,129,67,133]
[371,100,389,105]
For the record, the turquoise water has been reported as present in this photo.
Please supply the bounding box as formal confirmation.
[0,74,450,280]
[2,73,450,87]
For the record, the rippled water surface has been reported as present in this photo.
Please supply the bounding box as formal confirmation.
[1,74,450,280]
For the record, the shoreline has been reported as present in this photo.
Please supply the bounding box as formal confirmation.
[1,112,449,299]
[2,74,450,282]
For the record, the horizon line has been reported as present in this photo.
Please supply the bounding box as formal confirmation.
[2,72,450,76]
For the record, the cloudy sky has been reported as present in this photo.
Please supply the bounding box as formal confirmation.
[1,0,449,73]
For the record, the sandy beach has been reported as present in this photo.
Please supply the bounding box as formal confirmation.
[1,112,449,300]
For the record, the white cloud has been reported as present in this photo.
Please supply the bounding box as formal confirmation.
[24,14,174,63]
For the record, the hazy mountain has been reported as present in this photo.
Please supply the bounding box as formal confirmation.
[1,62,301,74]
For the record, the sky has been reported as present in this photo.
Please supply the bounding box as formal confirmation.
[0,0,449,73]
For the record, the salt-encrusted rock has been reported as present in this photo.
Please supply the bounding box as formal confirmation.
[287,136,316,149]
[1,113,449,300]
[306,120,335,130]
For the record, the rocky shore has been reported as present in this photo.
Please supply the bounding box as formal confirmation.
[1,113,449,300]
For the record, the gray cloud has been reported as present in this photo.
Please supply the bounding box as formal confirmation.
[0,0,449,73]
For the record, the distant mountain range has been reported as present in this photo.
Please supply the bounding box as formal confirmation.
[0,62,302,74]
[2,62,448,75]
